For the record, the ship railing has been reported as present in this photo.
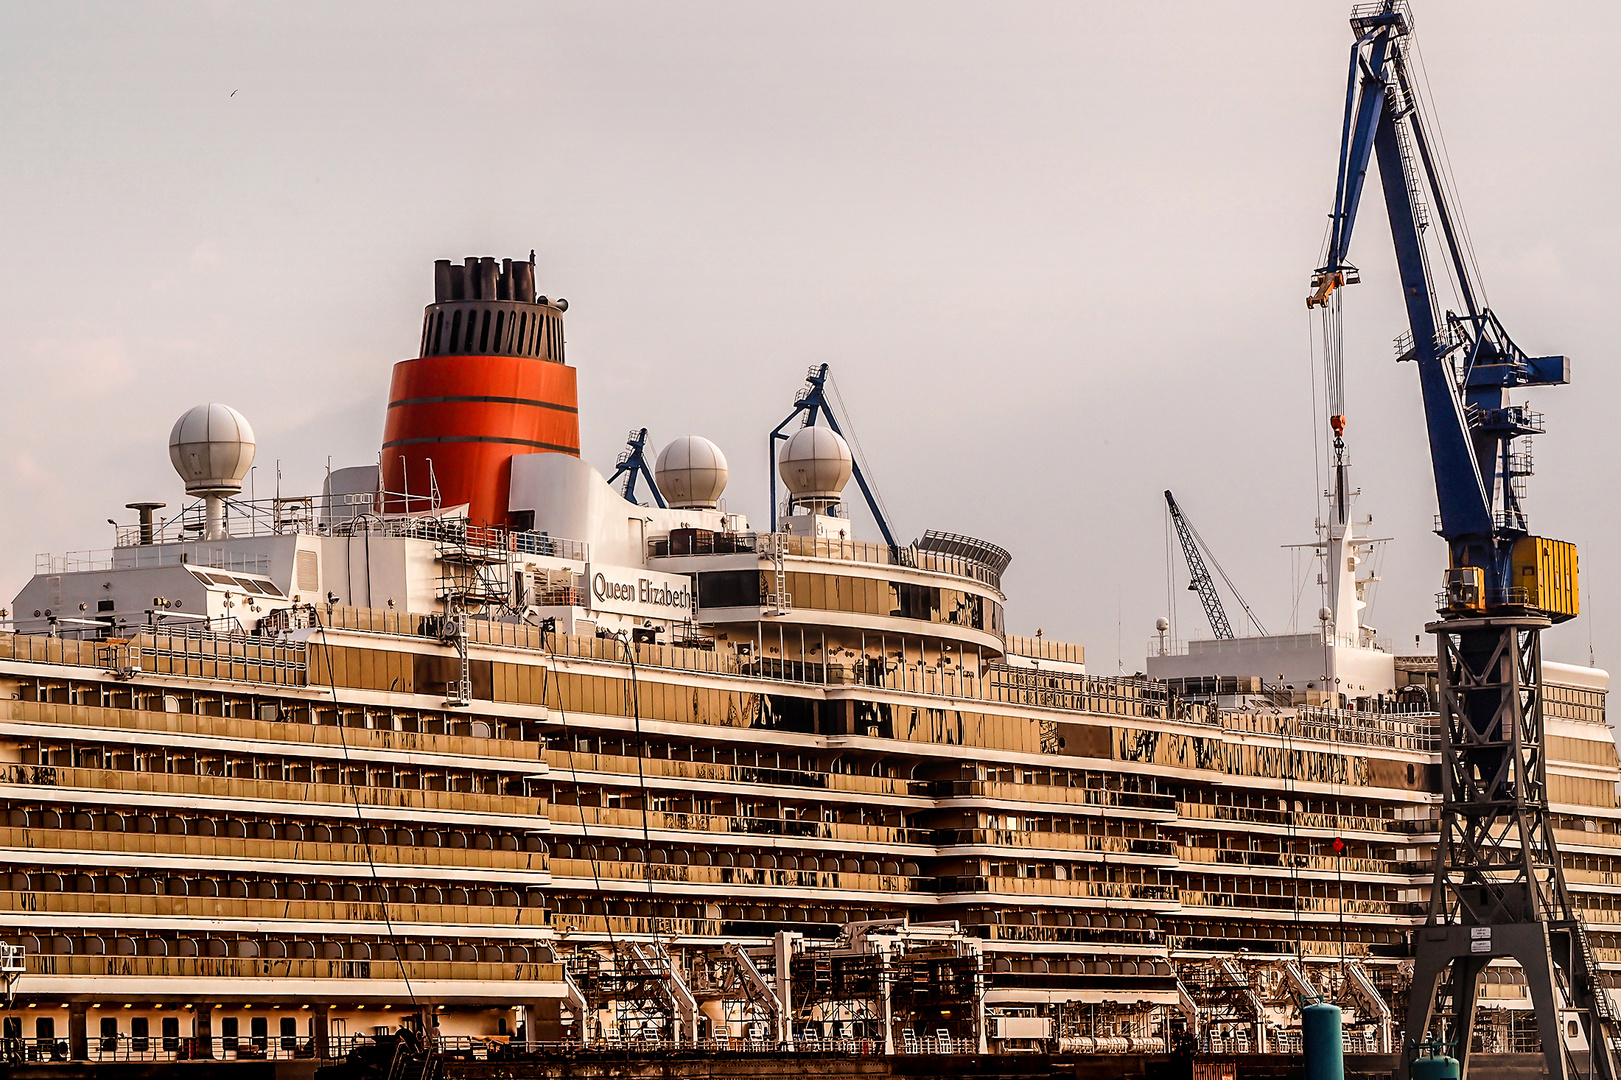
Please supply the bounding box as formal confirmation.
[919,779,1176,814]
[103,495,589,562]
[36,545,272,576]
[69,1034,324,1063]
[647,531,1003,591]
[542,747,913,798]
[1150,631,1394,657]
[1211,707,1439,753]
[428,1036,886,1057]
[1175,801,1405,836]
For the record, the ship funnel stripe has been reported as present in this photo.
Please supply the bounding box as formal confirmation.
[387,394,578,414]
[383,435,581,453]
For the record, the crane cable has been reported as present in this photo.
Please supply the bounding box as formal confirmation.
[1179,506,1269,637]
[311,617,422,1012]
[1408,36,1490,312]
[543,642,619,1040]
[827,375,898,539]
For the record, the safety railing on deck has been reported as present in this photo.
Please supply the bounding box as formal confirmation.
[647,531,1004,591]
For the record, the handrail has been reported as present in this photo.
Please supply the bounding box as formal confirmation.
[0,764,543,819]
[0,825,547,874]
[647,531,1004,591]
[0,889,549,928]
[24,953,562,981]
[0,698,542,765]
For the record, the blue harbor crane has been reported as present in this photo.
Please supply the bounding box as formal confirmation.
[1307,5,1604,1078]
[607,428,666,509]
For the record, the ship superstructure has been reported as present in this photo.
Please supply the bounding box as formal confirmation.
[0,253,1616,1068]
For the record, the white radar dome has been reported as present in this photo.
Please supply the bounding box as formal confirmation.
[169,403,256,496]
[779,425,853,500]
[655,435,729,509]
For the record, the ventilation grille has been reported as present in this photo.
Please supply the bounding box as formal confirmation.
[295,551,319,594]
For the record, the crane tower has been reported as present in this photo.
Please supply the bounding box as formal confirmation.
[1308,5,1604,1079]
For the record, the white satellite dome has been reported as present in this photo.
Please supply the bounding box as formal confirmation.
[169,403,256,496]
[779,426,853,501]
[655,435,729,509]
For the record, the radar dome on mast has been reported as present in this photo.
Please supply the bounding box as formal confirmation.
[169,403,255,540]
[778,426,852,513]
[655,436,728,509]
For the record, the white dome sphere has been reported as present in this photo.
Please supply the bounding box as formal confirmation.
[779,426,852,500]
[169,403,256,497]
[655,435,729,509]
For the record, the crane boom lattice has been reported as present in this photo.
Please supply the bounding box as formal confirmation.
[1164,491,1234,641]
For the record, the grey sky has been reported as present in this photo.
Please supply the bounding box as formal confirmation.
[2,2,1617,673]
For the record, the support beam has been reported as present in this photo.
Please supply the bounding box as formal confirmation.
[1345,961,1394,1055]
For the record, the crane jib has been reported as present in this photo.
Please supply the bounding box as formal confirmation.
[1307,7,1573,610]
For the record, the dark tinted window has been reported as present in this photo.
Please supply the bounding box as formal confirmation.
[697,571,763,609]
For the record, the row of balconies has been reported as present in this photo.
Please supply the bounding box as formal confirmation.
[1,697,543,769]
[933,876,1179,904]
[922,780,1177,815]
[541,748,915,801]
[0,823,544,875]
[547,857,916,895]
[0,889,547,927]
[938,829,1176,858]
[0,764,541,820]
[22,952,561,984]
[1178,888,1410,918]
[16,739,529,800]
[1175,845,1415,879]
[545,802,929,848]
[1173,800,1406,837]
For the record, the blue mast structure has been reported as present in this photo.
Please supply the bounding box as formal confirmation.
[768,365,899,550]
[1308,7,1605,1080]
[607,428,666,509]
[1309,1,1567,604]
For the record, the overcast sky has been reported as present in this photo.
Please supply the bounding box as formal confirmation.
[3,1,1617,674]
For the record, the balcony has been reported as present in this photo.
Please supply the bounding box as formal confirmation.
[546,802,928,847]
[1176,844,1415,878]
[544,748,915,801]
[547,857,921,895]
[932,876,1179,905]
[1175,801,1410,837]
[0,825,549,878]
[936,829,1176,860]
[647,532,1003,591]
[25,953,563,985]
[0,889,548,929]
[1,698,544,768]
[0,764,544,821]
[923,779,1177,815]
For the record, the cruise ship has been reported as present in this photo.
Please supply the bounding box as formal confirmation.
[1,253,1615,1065]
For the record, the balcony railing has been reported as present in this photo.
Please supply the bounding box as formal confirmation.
[920,779,1177,814]
[547,857,920,894]
[545,748,914,800]
[932,876,1179,904]
[24,952,561,983]
[546,803,928,847]
[647,532,1003,591]
[0,890,549,929]
[936,829,1176,858]
[0,825,548,877]
[1175,801,1410,836]
[0,764,544,820]
[0,697,543,767]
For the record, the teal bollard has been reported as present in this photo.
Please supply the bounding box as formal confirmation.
[1302,1002,1344,1080]
[1411,1048,1461,1080]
